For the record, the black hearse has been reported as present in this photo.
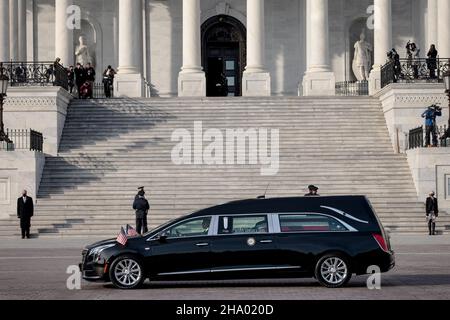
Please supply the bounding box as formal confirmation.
[80,196,395,289]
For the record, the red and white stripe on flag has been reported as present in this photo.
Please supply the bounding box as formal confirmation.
[116,227,128,245]
[126,224,139,237]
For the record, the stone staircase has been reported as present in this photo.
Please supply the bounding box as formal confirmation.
[1,97,449,237]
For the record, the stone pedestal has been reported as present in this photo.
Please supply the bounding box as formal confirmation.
[178,72,206,97]
[242,72,271,97]
[115,73,144,98]
[369,69,382,96]
[302,71,335,96]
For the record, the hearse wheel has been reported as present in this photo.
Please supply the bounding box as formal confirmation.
[314,253,351,288]
[110,255,145,289]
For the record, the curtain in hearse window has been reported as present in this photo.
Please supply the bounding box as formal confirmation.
[279,215,348,232]
[218,216,268,234]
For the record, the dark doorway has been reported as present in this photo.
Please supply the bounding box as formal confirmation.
[202,15,246,97]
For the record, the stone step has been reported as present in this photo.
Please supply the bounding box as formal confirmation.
[3,97,429,238]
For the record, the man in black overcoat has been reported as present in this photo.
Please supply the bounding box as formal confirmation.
[17,190,34,239]
[426,192,439,236]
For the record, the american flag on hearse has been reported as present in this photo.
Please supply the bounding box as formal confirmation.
[116,227,128,246]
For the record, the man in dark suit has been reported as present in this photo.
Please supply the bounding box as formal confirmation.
[17,190,34,239]
[426,191,439,235]
[133,187,150,234]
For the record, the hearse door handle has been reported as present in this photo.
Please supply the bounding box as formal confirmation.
[259,240,273,244]
[196,242,209,247]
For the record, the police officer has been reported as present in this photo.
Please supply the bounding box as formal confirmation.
[305,185,320,197]
[133,187,150,234]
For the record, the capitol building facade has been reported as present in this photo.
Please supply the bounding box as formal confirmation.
[1,0,448,97]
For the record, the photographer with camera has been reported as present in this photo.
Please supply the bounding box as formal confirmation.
[422,104,442,147]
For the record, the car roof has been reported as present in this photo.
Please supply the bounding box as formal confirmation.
[189,196,379,231]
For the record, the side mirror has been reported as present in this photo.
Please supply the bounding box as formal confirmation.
[154,234,167,243]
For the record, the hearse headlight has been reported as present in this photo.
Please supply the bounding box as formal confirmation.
[89,244,116,262]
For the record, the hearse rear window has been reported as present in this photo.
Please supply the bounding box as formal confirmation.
[279,214,348,232]
[219,215,268,234]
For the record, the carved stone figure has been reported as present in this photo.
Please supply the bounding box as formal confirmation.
[352,32,372,81]
[75,35,93,66]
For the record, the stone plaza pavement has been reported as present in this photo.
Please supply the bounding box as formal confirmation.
[0,235,449,300]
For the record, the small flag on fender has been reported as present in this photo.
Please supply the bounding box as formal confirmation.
[126,224,139,237]
[116,227,128,246]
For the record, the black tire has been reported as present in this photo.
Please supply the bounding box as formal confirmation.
[314,253,352,288]
[109,255,145,289]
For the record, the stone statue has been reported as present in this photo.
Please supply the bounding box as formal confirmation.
[75,35,93,66]
[352,31,372,81]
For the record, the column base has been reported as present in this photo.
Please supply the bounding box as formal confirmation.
[242,72,271,97]
[178,71,206,97]
[302,71,336,96]
[115,73,144,98]
[369,69,382,96]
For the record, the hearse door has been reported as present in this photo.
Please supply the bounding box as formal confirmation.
[274,213,352,273]
[146,216,213,277]
[210,215,282,276]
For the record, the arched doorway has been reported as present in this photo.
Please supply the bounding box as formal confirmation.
[202,15,246,97]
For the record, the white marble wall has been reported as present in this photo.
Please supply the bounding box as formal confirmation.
[407,148,450,212]
[30,0,428,96]
[3,87,72,156]
[0,151,45,219]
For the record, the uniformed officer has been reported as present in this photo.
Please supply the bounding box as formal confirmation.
[132,187,150,234]
[304,185,320,197]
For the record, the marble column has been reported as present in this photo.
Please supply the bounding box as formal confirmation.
[115,0,144,97]
[369,0,392,95]
[428,0,438,47]
[438,0,450,58]
[302,0,335,96]
[178,0,206,97]
[18,0,27,61]
[0,0,10,62]
[9,0,19,61]
[242,0,271,96]
[55,0,74,66]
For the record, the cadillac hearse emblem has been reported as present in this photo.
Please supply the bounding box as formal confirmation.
[247,237,256,246]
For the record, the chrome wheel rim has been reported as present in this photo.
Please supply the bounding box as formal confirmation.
[114,259,142,287]
[320,257,347,285]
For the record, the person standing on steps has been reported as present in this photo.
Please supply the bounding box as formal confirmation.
[133,187,150,234]
[74,63,85,98]
[426,191,439,236]
[422,105,442,147]
[304,185,320,197]
[102,65,116,98]
[67,66,75,94]
[17,190,34,239]
[85,63,96,99]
